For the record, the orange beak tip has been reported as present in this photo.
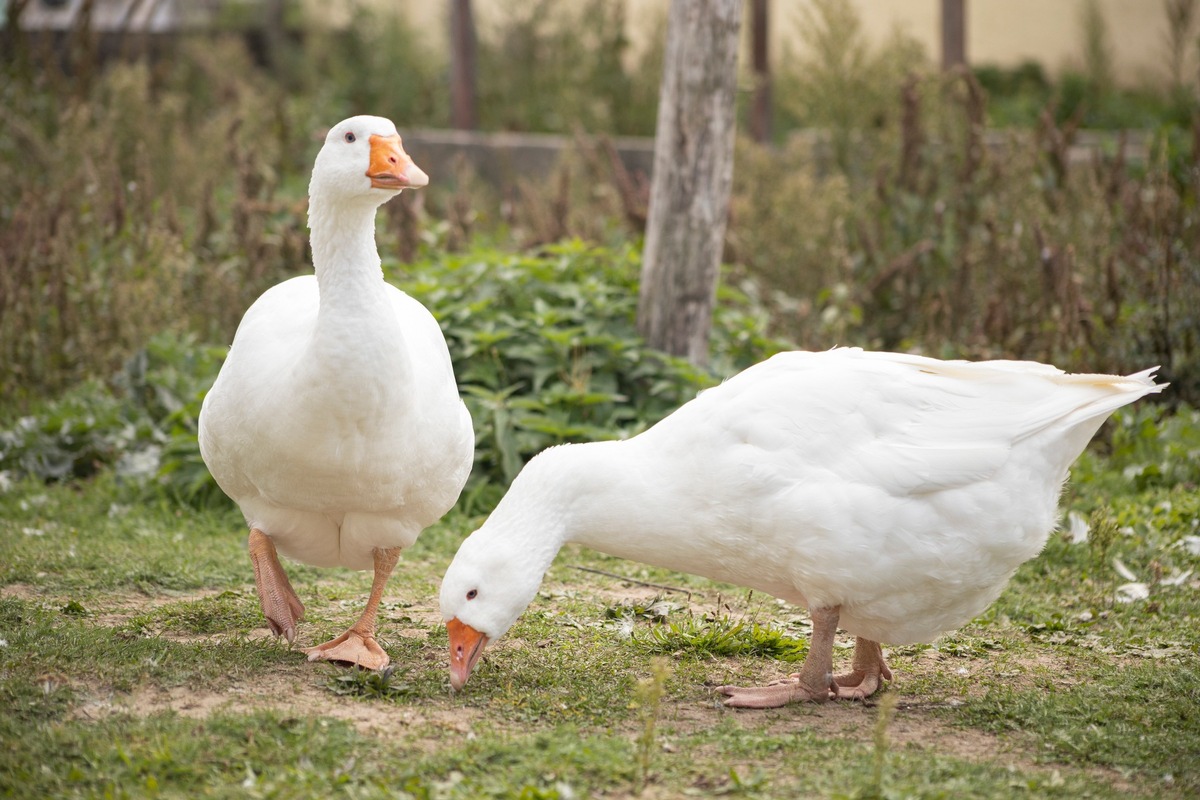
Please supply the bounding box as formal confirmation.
[405,163,430,188]
[447,618,488,692]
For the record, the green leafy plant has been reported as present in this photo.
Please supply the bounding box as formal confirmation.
[394,240,783,495]
[325,665,416,701]
[1107,404,1200,489]
[0,381,151,484]
[1088,507,1121,571]
[0,242,785,511]
[0,332,228,505]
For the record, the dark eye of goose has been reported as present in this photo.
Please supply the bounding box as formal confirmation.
[344,132,356,143]
[466,589,478,600]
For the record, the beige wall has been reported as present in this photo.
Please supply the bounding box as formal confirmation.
[848,0,1174,85]
[306,1,1191,88]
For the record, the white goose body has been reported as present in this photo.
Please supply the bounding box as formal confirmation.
[199,116,472,669]
[441,348,1163,700]
[200,269,470,571]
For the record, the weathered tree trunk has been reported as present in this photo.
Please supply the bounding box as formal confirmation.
[637,0,742,365]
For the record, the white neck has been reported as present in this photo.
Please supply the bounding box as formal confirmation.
[308,194,387,310]
[462,439,719,640]
[302,190,410,388]
[493,442,675,567]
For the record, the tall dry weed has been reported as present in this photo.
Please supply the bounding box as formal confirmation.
[732,67,1200,400]
[0,38,308,406]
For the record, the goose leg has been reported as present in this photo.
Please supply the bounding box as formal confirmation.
[303,546,400,670]
[248,528,305,643]
[716,606,840,708]
[833,637,892,700]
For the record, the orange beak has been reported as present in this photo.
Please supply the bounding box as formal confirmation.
[447,617,489,691]
[367,133,428,190]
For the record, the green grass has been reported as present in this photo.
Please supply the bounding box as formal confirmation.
[637,614,810,663]
[1,454,1197,798]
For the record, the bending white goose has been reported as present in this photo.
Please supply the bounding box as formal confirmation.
[440,348,1162,705]
[200,115,473,670]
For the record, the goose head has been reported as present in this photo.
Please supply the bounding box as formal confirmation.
[440,521,549,691]
[309,115,428,208]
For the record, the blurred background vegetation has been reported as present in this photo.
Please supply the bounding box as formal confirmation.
[1,0,1198,503]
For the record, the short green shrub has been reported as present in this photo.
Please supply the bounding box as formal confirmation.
[0,382,146,485]
[0,332,225,504]
[397,240,783,500]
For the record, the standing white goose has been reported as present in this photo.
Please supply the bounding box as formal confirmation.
[200,115,473,670]
[439,348,1162,705]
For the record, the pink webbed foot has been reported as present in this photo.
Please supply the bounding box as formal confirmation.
[833,638,892,700]
[716,672,836,708]
[718,605,844,709]
[303,629,390,670]
[301,546,401,671]
[248,529,306,643]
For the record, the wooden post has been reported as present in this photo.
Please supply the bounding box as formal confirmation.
[750,0,772,143]
[449,0,477,130]
[941,0,966,70]
[262,0,285,72]
[637,0,742,365]
[1,0,31,70]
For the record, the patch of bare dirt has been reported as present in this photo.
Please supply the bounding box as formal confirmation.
[641,645,1136,795]
[624,678,1018,767]
[0,582,41,601]
[2,583,233,623]
[635,685,1138,795]
[72,661,486,748]
[907,644,1091,698]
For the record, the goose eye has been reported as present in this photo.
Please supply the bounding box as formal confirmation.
[344,132,356,143]
[466,589,478,601]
